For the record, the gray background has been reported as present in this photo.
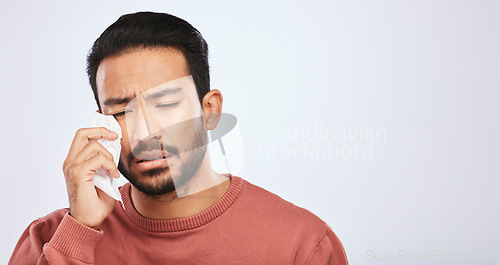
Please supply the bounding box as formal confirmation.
[1,0,498,264]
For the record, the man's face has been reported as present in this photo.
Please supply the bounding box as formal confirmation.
[96,47,208,196]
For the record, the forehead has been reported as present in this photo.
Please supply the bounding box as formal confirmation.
[96,48,193,111]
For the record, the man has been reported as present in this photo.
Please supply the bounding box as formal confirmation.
[9,12,348,264]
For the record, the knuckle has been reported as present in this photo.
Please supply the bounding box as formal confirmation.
[62,160,68,172]
[64,160,76,174]
[63,163,70,176]
[70,165,81,177]
[75,128,85,137]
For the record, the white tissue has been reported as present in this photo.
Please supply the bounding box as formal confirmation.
[87,112,123,204]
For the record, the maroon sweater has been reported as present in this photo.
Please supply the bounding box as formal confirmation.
[9,175,348,264]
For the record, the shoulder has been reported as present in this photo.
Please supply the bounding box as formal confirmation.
[240,178,328,229]
[235,177,347,263]
[237,177,333,239]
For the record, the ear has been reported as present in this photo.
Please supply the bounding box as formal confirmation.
[201,89,223,130]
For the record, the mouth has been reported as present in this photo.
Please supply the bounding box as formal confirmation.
[135,150,173,162]
[133,150,173,170]
[137,156,168,163]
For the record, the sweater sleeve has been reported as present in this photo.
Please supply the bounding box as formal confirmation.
[304,226,349,265]
[9,213,103,265]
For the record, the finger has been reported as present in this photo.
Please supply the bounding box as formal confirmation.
[71,153,120,182]
[72,140,115,165]
[66,127,119,162]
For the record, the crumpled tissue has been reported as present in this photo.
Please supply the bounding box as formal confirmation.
[87,112,123,205]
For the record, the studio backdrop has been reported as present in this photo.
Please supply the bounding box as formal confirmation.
[1,0,498,264]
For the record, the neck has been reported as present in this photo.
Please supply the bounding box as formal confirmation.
[130,154,230,220]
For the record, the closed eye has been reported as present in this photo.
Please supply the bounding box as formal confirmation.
[112,110,131,119]
[156,102,180,109]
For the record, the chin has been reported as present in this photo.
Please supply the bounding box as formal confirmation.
[119,162,174,195]
[131,173,177,196]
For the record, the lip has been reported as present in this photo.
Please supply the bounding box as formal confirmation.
[134,157,169,171]
[134,150,172,162]
[133,150,173,171]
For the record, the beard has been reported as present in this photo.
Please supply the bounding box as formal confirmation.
[118,116,208,197]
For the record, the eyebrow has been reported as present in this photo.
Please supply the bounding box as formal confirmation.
[142,87,182,101]
[103,87,183,106]
[103,96,134,106]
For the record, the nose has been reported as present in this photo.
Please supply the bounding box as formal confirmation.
[129,112,150,147]
[128,96,160,147]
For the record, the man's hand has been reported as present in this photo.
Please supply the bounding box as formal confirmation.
[62,127,121,230]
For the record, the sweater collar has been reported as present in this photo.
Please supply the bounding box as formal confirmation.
[120,174,243,232]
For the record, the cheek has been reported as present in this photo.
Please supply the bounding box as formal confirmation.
[158,101,201,135]
[174,103,203,138]
[119,139,130,159]
[117,126,132,157]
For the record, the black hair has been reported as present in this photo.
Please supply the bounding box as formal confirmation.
[86,11,210,112]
